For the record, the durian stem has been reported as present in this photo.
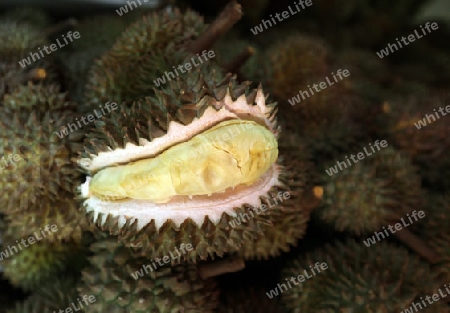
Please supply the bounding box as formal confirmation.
[224,46,254,74]
[198,255,245,279]
[188,1,242,54]
[44,18,78,37]
[393,227,440,264]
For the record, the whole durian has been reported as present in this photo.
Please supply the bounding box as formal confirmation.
[281,239,448,312]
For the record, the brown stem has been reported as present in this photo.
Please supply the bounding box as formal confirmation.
[188,1,242,54]
[393,227,440,264]
[224,46,255,74]
[198,255,245,279]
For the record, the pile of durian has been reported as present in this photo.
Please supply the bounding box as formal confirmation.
[1,1,450,312]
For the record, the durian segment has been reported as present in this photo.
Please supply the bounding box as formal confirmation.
[237,143,315,260]
[79,235,220,313]
[281,240,449,313]
[89,119,278,203]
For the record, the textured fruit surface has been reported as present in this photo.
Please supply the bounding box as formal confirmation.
[79,234,219,313]
[281,240,448,313]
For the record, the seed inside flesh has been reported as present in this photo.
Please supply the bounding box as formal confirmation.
[89,119,278,203]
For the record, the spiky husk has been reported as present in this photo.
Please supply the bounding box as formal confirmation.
[263,33,329,101]
[316,147,423,235]
[0,21,48,60]
[1,232,82,291]
[6,274,80,313]
[83,8,209,112]
[282,84,368,158]
[2,83,74,111]
[4,192,88,243]
[237,144,314,260]
[79,234,219,313]
[0,110,81,215]
[79,70,294,262]
[281,239,447,313]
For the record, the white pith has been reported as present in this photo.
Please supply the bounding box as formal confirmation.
[81,163,282,230]
[78,86,283,230]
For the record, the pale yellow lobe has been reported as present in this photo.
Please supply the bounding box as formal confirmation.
[89,119,278,203]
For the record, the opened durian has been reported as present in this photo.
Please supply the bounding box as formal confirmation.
[77,69,311,262]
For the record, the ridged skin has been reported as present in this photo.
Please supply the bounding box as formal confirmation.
[281,240,448,313]
[78,234,219,313]
[317,147,423,235]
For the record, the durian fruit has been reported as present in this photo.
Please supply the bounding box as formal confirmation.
[237,143,315,260]
[4,193,88,244]
[83,8,209,112]
[77,69,311,263]
[0,21,48,60]
[6,274,81,313]
[78,234,220,313]
[1,228,83,291]
[0,110,80,209]
[281,239,449,312]
[316,147,423,235]
[2,83,74,112]
[262,33,329,102]
[384,92,450,190]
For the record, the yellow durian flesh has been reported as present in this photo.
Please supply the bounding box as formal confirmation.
[89,119,278,203]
